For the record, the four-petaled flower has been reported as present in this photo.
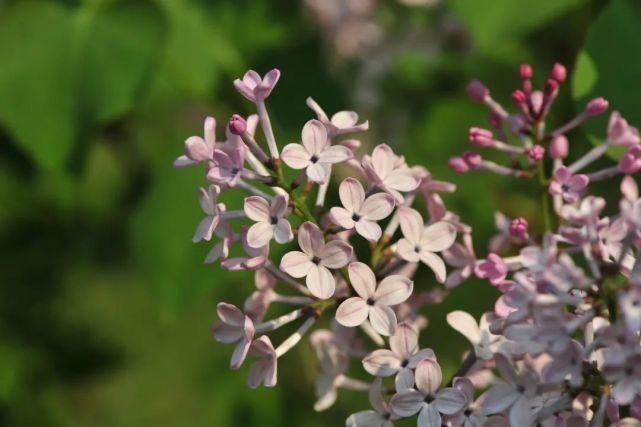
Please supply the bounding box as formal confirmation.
[281,119,353,183]
[211,303,255,369]
[193,185,225,242]
[244,194,294,248]
[548,166,589,203]
[174,116,216,168]
[362,144,420,203]
[247,335,277,388]
[233,69,280,103]
[306,97,369,136]
[280,222,353,299]
[330,177,396,241]
[206,145,245,187]
[335,262,413,336]
[396,207,456,283]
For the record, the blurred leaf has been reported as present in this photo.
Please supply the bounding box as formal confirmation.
[572,0,641,146]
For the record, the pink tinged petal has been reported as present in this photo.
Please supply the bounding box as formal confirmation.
[568,174,589,191]
[329,207,355,229]
[415,358,442,395]
[234,79,256,102]
[198,187,216,214]
[408,349,436,367]
[247,222,274,248]
[306,162,329,183]
[362,349,402,376]
[273,219,293,244]
[390,323,419,358]
[302,119,328,155]
[306,265,335,299]
[281,143,311,169]
[339,177,365,211]
[184,136,211,161]
[397,238,421,263]
[395,367,416,392]
[318,145,353,164]
[204,241,225,264]
[398,207,424,243]
[390,389,425,417]
[217,303,245,326]
[346,411,385,427]
[230,338,251,369]
[509,397,533,427]
[372,144,395,178]
[255,68,279,99]
[480,384,518,413]
[335,297,369,327]
[247,359,277,388]
[385,172,420,192]
[555,166,571,182]
[360,193,395,220]
[355,220,382,242]
[319,240,353,268]
[369,378,387,415]
[436,388,466,415]
[418,251,447,283]
[420,222,457,252]
[280,251,313,278]
[446,311,481,345]
[418,404,442,427]
[270,194,289,217]
[203,116,216,148]
[211,322,243,343]
[375,275,413,306]
[173,155,196,168]
[331,111,358,128]
[494,354,518,385]
[193,216,218,242]
[369,304,398,336]
[298,222,324,255]
[348,262,377,299]
[244,196,270,222]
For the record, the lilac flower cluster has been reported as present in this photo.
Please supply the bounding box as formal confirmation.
[175,64,641,426]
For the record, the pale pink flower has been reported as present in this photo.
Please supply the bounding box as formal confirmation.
[389,358,466,426]
[330,178,396,241]
[608,111,640,147]
[193,185,225,242]
[559,196,606,225]
[362,144,420,203]
[244,194,293,248]
[211,303,255,369]
[619,145,641,174]
[442,377,488,427]
[396,207,457,283]
[619,286,641,332]
[620,175,641,228]
[362,323,435,389]
[281,119,352,183]
[174,116,216,168]
[442,234,476,288]
[280,222,353,299]
[346,378,395,427]
[597,218,628,261]
[233,69,280,103]
[446,311,504,360]
[306,97,369,136]
[220,227,269,271]
[474,253,508,286]
[206,146,245,187]
[335,262,413,336]
[549,166,589,203]
[247,335,277,388]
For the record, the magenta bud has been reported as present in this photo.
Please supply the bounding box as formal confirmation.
[449,157,469,173]
[618,146,641,174]
[509,217,529,238]
[512,90,526,105]
[462,151,482,169]
[466,80,489,102]
[544,78,558,95]
[586,97,609,116]
[228,114,247,135]
[526,144,545,161]
[469,127,494,148]
[520,64,533,80]
[551,63,567,83]
[488,112,502,129]
[549,135,569,159]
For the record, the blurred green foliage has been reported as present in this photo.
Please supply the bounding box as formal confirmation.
[0,0,635,425]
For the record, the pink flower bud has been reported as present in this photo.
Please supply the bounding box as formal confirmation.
[511,90,526,105]
[544,78,558,95]
[618,145,641,174]
[526,144,545,161]
[586,97,609,116]
[449,156,469,173]
[462,151,482,169]
[469,127,494,148]
[508,217,528,238]
[551,63,567,82]
[229,114,247,135]
[520,64,532,80]
[488,112,502,129]
[466,80,488,102]
[549,135,569,159]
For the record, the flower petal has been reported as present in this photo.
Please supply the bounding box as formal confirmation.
[371,144,395,179]
[302,119,328,155]
[369,304,397,336]
[306,162,330,183]
[390,323,419,359]
[335,297,369,327]
[395,367,416,392]
[184,136,211,162]
[320,240,353,269]
[435,388,466,415]
[346,411,385,427]
[329,207,355,229]
[446,311,481,346]
[355,220,382,242]
[244,196,270,222]
[298,222,324,255]
[331,111,358,128]
[217,302,245,326]
[280,251,313,278]
[390,389,424,417]
[281,143,311,169]
[385,172,419,192]
[318,145,352,164]
[193,216,217,243]
[273,219,293,244]
[375,275,413,306]
[418,251,447,283]
[397,238,421,262]
[348,262,376,299]
[362,349,402,376]
[509,396,533,427]
[415,358,442,395]
[270,194,289,217]
[480,383,518,413]
[306,265,336,299]
[420,222,457,252]
[360,193,395,220]
[417,404,441,427]
[247,222,274,248]
[339,177,365,212]
[398,207,423,243]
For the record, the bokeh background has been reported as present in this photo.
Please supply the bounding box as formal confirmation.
[1,0,640,425]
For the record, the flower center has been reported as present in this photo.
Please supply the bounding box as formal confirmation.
[516,385,526,394]
[351,213,361,222]
[311,256,321,265]
[310,155,319,164]
[424,395,435,403]
[270,216,278,225]
[561,184,569,192]
[414,245,421,253]
[231,167,240,175]
[366,297,375,306]
[400,359,409,368]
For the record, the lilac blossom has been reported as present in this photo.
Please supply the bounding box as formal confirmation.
[174,116,216,168]
[244,194,293,248]
[233,69,280,103]
[206,145,245,187]
[211,303,255,369]
[362,144,420,203]
[549,166,589,203]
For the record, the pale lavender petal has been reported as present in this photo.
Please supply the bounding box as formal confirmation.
[244,196,270,222]
[193,216,217,243]
[280,251,313,278]
[335,297,369,327]
[302,119,328,155]
[494,354,518,385]
[270,194,289,217]
[372,144,395,179]
[362,349,402,376]
[330,207,355,229]
[346,411,385,427]
[233,79,256,102]
[184,136,211,162]
[398,207,424,243]
[385,172,419,192]
[480,384,518,413]
[211,322,243,343]
[298,222,324,256]
[247,222,274,248]
[395,367,416,392]
[198,186,217,214]
[435,388,466,415]
[360,193,395,221]
[173,155,196,168]
[415,358,442,395]
[369,378,387,414]
[339,177,365,212]
[306,265,335,299]
[509,397,533,427]
[420,222,457,252]
[397,238,421,262]
[217,302,245,326]
[369,304,397,336]
[318,145,352,164]
[247,359,276,388]
[306,162,329,183]
[331,111,358,128]
[417,404,441,427]
[281,143,310,169]
[375,275,413,306]
[446,311,481,346]
[408,349,436,367]
[203,116,216,148]
[230,338,251,369]
[273,219,293,244]
[355,220,382,242]
[390,323,418,359]
[348,262,376,299]
[320,240,353,268]
[418,251,447,283]
[390,389,425,417]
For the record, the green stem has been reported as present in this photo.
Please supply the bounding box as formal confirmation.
[536,160,554,232]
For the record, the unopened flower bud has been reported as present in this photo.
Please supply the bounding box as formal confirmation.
[544,78,558,95]
[463,151,482,169]
[488,112,502,129]
[549,135,569,159]
[618,145,641,174]
[551,63,567,82]
[526,144,545,161]
[512,90,526,105]
[509,217,528,238]
[466,80,488,103]
[520,64,533,80]
[469,127,494,148]
[229,114,247,135]
[586,97,609,116]
[449,156,469,173]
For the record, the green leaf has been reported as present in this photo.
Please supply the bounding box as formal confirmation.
[572,0,641,146]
